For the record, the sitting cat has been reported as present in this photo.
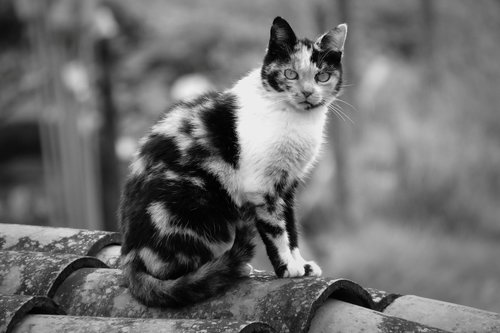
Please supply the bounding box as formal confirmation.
[119,16,347,307]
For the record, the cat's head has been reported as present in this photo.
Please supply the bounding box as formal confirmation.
[261,17,347,111]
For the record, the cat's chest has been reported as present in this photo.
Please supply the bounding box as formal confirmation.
[246,123,315,170]
[236,106,326,193]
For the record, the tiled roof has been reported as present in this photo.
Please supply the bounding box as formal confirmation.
[1,223,499,333]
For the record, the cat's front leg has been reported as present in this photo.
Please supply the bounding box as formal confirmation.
[255,214,303,277]
[253,192,321,278]
[282,185,322,277]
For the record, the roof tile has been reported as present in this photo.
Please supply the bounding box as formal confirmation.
[384,295,500,332]
[1,223,499,333]
[0,224,121,262]
[0,251,106,298]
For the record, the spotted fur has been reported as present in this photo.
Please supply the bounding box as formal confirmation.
[119,16,347,307]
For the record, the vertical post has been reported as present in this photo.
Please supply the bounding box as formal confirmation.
[94,7,120,231]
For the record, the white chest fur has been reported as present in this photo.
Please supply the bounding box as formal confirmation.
[231,70,327,196]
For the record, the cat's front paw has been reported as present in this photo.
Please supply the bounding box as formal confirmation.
[280,259,306,278]
[291,249,322,277]
[277,256,323,278]
[303,260,322,277]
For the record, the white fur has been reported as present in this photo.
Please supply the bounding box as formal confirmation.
[152,107,185,136]
[271,228,304,277]
[164,170,180,181]
[130,155,146,175]
[203,158,242,205]
[164,170,204,188]
[294,44,318,83]
[292,248,322,277]
[139,247,169,276]
[152,106,192,153]
[146,201,194,240]
[230,69,327,198]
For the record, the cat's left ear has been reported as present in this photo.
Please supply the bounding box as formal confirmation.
[269,17,297,52]
[316,23,348,52]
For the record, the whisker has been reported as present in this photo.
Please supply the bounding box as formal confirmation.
[335,98,358,112]
[328,105,346,122]
[328,104,354,124]
[332,107,346,122]
[337,109,354,124]
[333,106,354,124]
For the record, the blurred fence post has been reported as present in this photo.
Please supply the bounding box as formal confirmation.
[17,0,104,230]
[94,6,120,231]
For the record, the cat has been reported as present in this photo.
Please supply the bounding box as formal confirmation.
[119,16,347,307]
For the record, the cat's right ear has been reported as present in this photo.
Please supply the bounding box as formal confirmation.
[268,17,297,54]
[316,23,348,52]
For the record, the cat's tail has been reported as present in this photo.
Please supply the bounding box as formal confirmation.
[122,223,255,307]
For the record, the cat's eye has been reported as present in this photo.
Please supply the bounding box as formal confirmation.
[284,69,299,80]
[316,72,331,83]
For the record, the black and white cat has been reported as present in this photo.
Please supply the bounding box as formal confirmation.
[119,17,347,307]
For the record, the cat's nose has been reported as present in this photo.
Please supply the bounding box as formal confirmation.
[302,90,313,98]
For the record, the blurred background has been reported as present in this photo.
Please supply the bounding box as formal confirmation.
[1,0,499,312]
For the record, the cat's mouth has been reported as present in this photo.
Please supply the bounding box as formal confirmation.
[298,100,322,110]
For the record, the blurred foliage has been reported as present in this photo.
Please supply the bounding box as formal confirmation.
[352,0,500,236]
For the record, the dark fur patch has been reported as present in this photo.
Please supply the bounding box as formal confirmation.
[200,92,240,168]
[179,119,194,136]
[261,18,297,93]
[334,74,343,94]
[151,169,238,243]
[283,181,299,249]
[256,218,284,238]
[261,68,285,92]
[140,134,181,168]
[153,233,213,263]
[265,17,296,65]
[120,174,157,254]
[264,193,277,213]
[311,48,342,67]
[274,171,289,196]
[300,39,314,50]
[255,226,286,277]
[239,202,257,222]
[184,143,211,164]
[304,264,313,276]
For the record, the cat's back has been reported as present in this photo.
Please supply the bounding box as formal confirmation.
[146,92,240,167]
